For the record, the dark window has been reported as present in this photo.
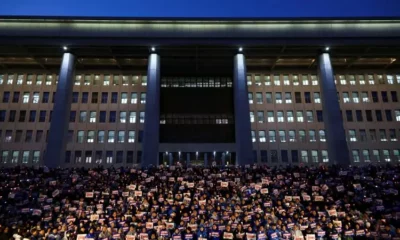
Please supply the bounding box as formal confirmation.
[72,92,79,103]
[12,92,20,103]
[376,110,383,122]
[35,130,43,142]
[281,150,288,162]
[15,130,22,142]
[138,130,144,143]
[25,130,33,142]
[109,111,116,123]
[82,92,88,103]
[39,111,46,122]
[381,91,388,102]
[304,92,311,103]
[95,151,102,163]
[52,92,56,103]
[391,91,398,102]
[111,92,118,103]
[65,151,71,163]
[366,110,373,122]
[69,111,76,122]
[2,91,10,103]
[42,92,49,103]
[116,151,123,163]
[101,92,108,103]
[91,92,98,103]
[19,110,26,122]
[356,110,363,122]
[271,150,278,163]
[29,110,36,122]
[385,110,393,121]
[371,91,378,103]
[295,92,302,103]
[106,151,113,161]
[316,110,323,122]
[291,150,299,163]
[67,130,73,143]
[136,151,142,163]
[346,110,353,122]
[127,151,134,163]
[252,150,258,163]
[260,150,268,163]
[0,110,6,122]
[9,110,16,122]
[99,111,106,123]
[85,151,92,162]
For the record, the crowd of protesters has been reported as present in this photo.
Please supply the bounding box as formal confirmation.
[0,164,399,240]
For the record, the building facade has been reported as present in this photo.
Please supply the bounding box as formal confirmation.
[0,17,399,167]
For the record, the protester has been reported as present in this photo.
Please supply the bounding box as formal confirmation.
[0,164,399,240]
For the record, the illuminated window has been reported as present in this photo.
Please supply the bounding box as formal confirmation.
[89,111,96,123]
[283,75,290,85]
[84,75,91,85]
[314,92,321,103]
[293,75,299,86]
[393,150,400,162]
[362,92,369,102]
[352,92,359,103]
[98,131,105,143]
[383,150,390,162]
[87,131,95,143]
[396,75,400,84]
[266,92,273,103]
[247,75,252,85]
[322,150,329,162]
[395,110,400,121]
[129,112,136,123]
[113,75,119,86]
[358,75,365,85]
[248,92,253,104]
[23,92,29,103]
[140,112,145,123]
[267,111,274,122]
[348,75,356,85]
[142,76,147,86]
[311,150,318,162]
[302,75,309,85]
[352,150,360,162]
[343,92,350,103]
[377,75,384,84]
[379,129,387,142]
[140,93,146,104]
[287,111,294,122]
[277,111,284,122]
[32,92,39,103]
[131,93,138,104]
[368,74,375,85]
[285,92,292,103]
[93,75,100,85]
[339,75,346,85]
[77,131,84,143]
[349,130,357,142]
[269,130,276,142]
[122,75,129,86]
[296,111,304,122]
[301,150,308,163]
[309,130,316,142]
[33,151,40,163]
[26,74,33,85]
[264,75,271,86]
[256,92,263,104]
[289,130,296,142]
[306,111,313,122]
[0,74,3,84]
[257,111,264,123]
[121,93,128,104]
[119,112,126,123]
[7,74,14,85]
[273,75,280,86]
[118,131,125,143]
[319,130,326,142]
[17,75,24,85]
[275,92,282,104]
[108,131,115,143]
[251,131,256,143]
[250,112,254,123]
[311,75,318,85]
[259,131,266,142]
[104,75,110,86]
[128,131,135,143]
[362,150,370,162]
[254,75,261,86]
[74,75,81,85]
[279,130,286,142]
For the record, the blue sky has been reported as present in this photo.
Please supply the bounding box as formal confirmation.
[0,0,399,17]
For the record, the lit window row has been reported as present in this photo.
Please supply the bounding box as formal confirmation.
[247,74,318,86]
[256,149,328,163]
[352,149,400,163]
[1,150,41,164]
[72,92,146,104]
[248,92,321,104]
[0,74,57,86]
[64,150,140,164]
[251,129,326,143]
[250,110,323,123]
[336,74,400,86]
[161,77,232,88]
[75,130,138,143]
[348,129,399,142]
[341,91,398,103]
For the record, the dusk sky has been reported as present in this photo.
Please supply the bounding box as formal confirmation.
[0,0,399,18]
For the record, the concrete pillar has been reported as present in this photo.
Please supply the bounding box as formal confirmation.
[318,52,350,166]
[204,153,208,166]
[43,53,75,168]
[142,53,161,167]
[233,54,253,166]
[168,153,173,166]
[186,153,190,166]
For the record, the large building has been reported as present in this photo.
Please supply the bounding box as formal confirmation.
[0,17,399,167]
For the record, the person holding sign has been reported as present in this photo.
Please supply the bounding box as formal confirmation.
[222,225,234,240]
[209,224,221,240]
[267,224,281,240]
[196,225,208,239]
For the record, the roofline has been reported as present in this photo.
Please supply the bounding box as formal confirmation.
[1,15,400,21]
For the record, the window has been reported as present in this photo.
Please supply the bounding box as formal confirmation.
[22,93,30,103]
[128,131,135,143]
[351,92,359,103]
[279,130,286,142]
[74,75,81,85]
[389,129,397,141]
[119,111,127,123]
[366,110,373,122]
[257,111,264,123]
[126,151,134,163]
[64,151,71,163]
[99,111,106,123]
[67,130,73,143]
[310,150,318,162]
[29,110,36,122]
[256,92,263,104]
[7,75,14,85]
[41,92,49,103]
[273,75,280,86]
[132,75,139,86]
[5,130,12,142]
[113,75,120,86]
[108,131,115,143]
[111,92,118,103]
[356,110,363,122]
[140,93,146,104]
[339,75,346,85]
[361,150,370,163]
[12,92,20,103]
[109,111,116,123]
[131,93,138,104]
[301,150,308,163]
[72,92,79,103]
[299,130,306,142]
[11,151,19,163]
[293,75,299,86]
[346,75,355,85]
[352,150,360,163]
[343,92,350,103]
[275,93,282,104]
[289,130,296,142]
[0,110,5,122]
[98,131,105,143]
[285,92,292,104]
[259,131,266,142]
[295,92,302,103]
[83,75,91,85]
[138,131,143,143]
[89,111,96,123]
[302,75,309,85]
[368,75,375,85]
[35,130,43,143]
[19,110,26,122]
[277,111,284,122]
[312,92,321,104]
[79,111,87,123]
[376,110,383,122]
[0,74,4,84]
[349,130,357,142]
[115,151,123,164]
[268,130,276,142]
[77,131,84,143]
[248,92,253,104]
[2,91,10,103]
[26,74,33,85]
[9,110,16,122]
[373,150,380,162]
[280,75,289,85]
[372,91,378,102]
[383,150,390,162]
[319,130,326,142]
[287,111,294,122]
[379,129,387,141]
[81,92,88,103]
[74,151,82,163]
[306,111,313,122]
[396,110,400,121]
[304,92,311,103]
[316,110,323,122]
[266,92,274,103]
[263,75,271,86]
[265,111,274,122]
[394,150,400,162]
[296,111,304,122]
[40,111,47,122]
[140,112,145,123]
[369,129,377,142]
[385,110,393,121]
[87,131,95,143]
[309,130,316,142]
[381,91,388,103]
[122,75,129,86]
[103,75,110,86]
[118,131,125,143]
[32,92,39,103]
[361,92,369,102]
[360,129,367,142]
[247,75,252,85]
[397,75,400,84]
[387,75,394,84]
[391,91,398,102]
[33,151,40,164]
[260,150,268,163]
[346,110,353,122]
[101,92,108,103]
[16,74,23,85]
[251,130,256,142]
[25,130,33,142]
[250,111,255,123]
[129,112,136,123]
